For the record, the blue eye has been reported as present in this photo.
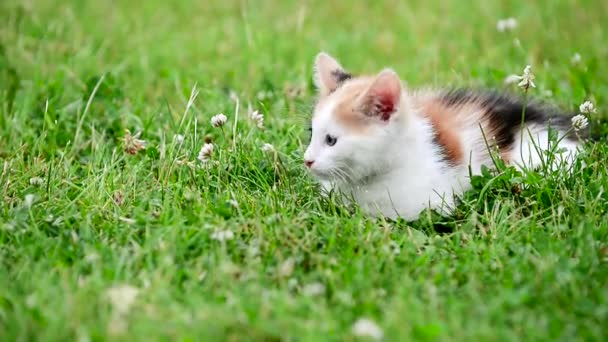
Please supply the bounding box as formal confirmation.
[325,134,337,146]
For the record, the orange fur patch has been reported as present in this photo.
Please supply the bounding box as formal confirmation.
[418,99,465,164]
[500,149,512,164]
[316,77,376,133]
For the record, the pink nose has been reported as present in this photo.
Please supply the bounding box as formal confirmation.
[305,160,314,168]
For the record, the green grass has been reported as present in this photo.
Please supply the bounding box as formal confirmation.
[1,0,608,340]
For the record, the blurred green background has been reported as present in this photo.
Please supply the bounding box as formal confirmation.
[1,1,607,341]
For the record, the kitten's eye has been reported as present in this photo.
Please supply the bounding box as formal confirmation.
[325,134,338,146]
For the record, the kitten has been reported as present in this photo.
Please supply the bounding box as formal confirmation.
[304,52,584,220]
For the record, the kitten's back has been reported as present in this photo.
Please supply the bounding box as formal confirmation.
[414,89,582,168]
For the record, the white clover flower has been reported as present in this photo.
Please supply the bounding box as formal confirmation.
[571,114,588,131]
[85,252,100,263]
[174,134,185,144]
[24,194,35,208]
[175,158,196,168]
[197,143,214,163]
[29,177,44,186]
[496,17,518,32]
[120,129,146,155]
[25,294,37,308]
[249,110,265,129]
[229,90,239,102]
[277,258,295,278]
[247,239,261,257]
[287,278,299,290]
[352,318,383,340]
[504,74,521,85]
[256,90,272,101]
[211,229,234,242]
[302,282,325,296]
[210,113,228,128]
[517,65,536,90]
[261,143,275,152]
[571,53,582,65]
[505,65,536,90]
[579,101,596,114]
[105,284,140,315]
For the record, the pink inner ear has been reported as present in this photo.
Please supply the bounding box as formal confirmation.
[370,89,397,121]
[363,70,401,121]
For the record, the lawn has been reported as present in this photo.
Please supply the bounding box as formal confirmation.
[1,0,608,340]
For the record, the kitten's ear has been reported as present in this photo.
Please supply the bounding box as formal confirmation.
[358,69,402,121]
[313,52,351,96]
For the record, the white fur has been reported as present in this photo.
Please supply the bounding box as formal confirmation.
[304,92,581,220]
[511,125,580,172]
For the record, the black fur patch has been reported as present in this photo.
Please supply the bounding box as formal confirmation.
[440,89,579,149]
[331,69,352,85]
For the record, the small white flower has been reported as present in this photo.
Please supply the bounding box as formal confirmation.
[277,258,295,277]
[175,158,196,168]
[229,90,239,102]
[120,129,146,155]
[261,143,275,152]
[302,282,325,296]
[287,278,299,290]
[197,143,214,163]
[247,240,260,257]
[571,114,588,131]
[579,101,596,114]
[249,110,265,129]
[24,194,35,208]
[26,294,37,308]
[504,74,522,85]
[174,134,185,144]
[105,285,140,315]
[227,199,239,208]
[85,252,99,263]
[496,20,507,31]
[211,229,234,242]
[496,17,518,32]
[29,177,44,186]
[352,318,383,340]
[256,90,271,101]
[505,65,535,90]
[210,113,228,128]
[517,65,535,90]
[571,53,582,65]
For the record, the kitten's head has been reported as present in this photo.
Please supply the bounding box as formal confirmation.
[304,52,406,184]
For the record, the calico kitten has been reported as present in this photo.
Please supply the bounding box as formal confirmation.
[304,52,583,220]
